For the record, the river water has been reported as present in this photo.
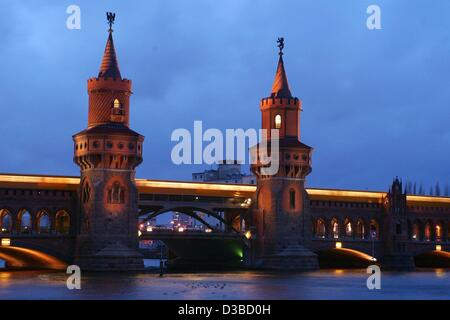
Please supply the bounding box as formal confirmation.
[0,266,448,300]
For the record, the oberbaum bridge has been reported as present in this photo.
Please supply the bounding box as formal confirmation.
[0,14,449,271]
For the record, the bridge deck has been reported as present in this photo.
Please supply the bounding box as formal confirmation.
[1,173,449,206]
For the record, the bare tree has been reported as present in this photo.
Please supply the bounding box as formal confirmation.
[435,182,441,196]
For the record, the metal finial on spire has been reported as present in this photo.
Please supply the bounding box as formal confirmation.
[277,37,284,56]
[106,12,116,32]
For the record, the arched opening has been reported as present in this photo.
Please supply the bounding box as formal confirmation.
[448,221,450,241]
[356,219,365,239]
[18,210,32,234]
[0,246,67,270]
[289,189,296,209]
[55,211,70,235]
[82,181,91,203]
[369,219,379,240]
[435,223,443,242]
[36,211,50,234]
[424,222,432,242]
[316,248,376,269]
[415,250,450,268]
[274,114,282,129]
[0,209,12,234]
[112,98,124,115]
[315,218,326,238]
[344,219,352,238]
[411,221,420,241]
[139,209,243,268]
[331,218,339,239]
[140,206,238,234]
[107,181,125,204]
[113,98,120,109]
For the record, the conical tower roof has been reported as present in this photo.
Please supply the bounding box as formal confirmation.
[98,31,121,79]
[270,55,292,98]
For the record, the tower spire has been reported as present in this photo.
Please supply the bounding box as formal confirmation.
[98,12,121,79]
[270,37,292,98]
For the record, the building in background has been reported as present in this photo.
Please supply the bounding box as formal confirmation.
[171,212,202,231]
[191,161,255,231]
[192,161,256,184]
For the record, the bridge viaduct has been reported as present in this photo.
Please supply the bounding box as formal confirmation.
[0,14,449,270]
[0,174,448,269]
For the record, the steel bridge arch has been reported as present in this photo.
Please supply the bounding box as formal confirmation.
[141,206,239,233]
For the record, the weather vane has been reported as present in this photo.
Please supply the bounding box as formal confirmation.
[277,37,284,56]
[106,12,116,32]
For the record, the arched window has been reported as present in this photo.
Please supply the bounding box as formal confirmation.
[0,209,12,234]
[55,211,70,235]
[107,181,125,204]
[274,114,282,129]
[344,219,352,238]
[424,222,432,241]
[315,219,326,238]
[356,219,365,239]
[370,219,379,240]
[435,223,442,242]
[37,211,50,234]
[82,182,91,203]
[19,210,32,234]
[289,189,296,209]
[112,98,124,115]
[331,218,339,239]
[411,222,420,241]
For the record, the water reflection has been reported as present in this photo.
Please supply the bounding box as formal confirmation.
[0,268,447,300]
[435,268,447,278]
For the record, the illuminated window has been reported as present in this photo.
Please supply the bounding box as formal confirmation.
[112,99,124,115]
[331,219,339,239]
[356,219,365,239]
[108,181,125,204]
[274,114,282,129]
[424,222,432,241]
[435,224,442,242]
[344,219,352,237]
[412,223,420,241]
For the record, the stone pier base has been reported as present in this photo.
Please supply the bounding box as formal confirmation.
[257,244,319,271]
[381,254,415,271]
[75,242,144,271]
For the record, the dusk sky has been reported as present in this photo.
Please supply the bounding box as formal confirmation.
[1,0,449,192]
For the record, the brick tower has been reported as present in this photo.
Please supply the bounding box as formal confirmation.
[249,38,318,270]
[381,178,415,270]
[73,13,144,270]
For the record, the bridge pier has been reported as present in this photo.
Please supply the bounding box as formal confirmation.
[381,254,415,271]
[251,244,319,271]
[75,238,144,271]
